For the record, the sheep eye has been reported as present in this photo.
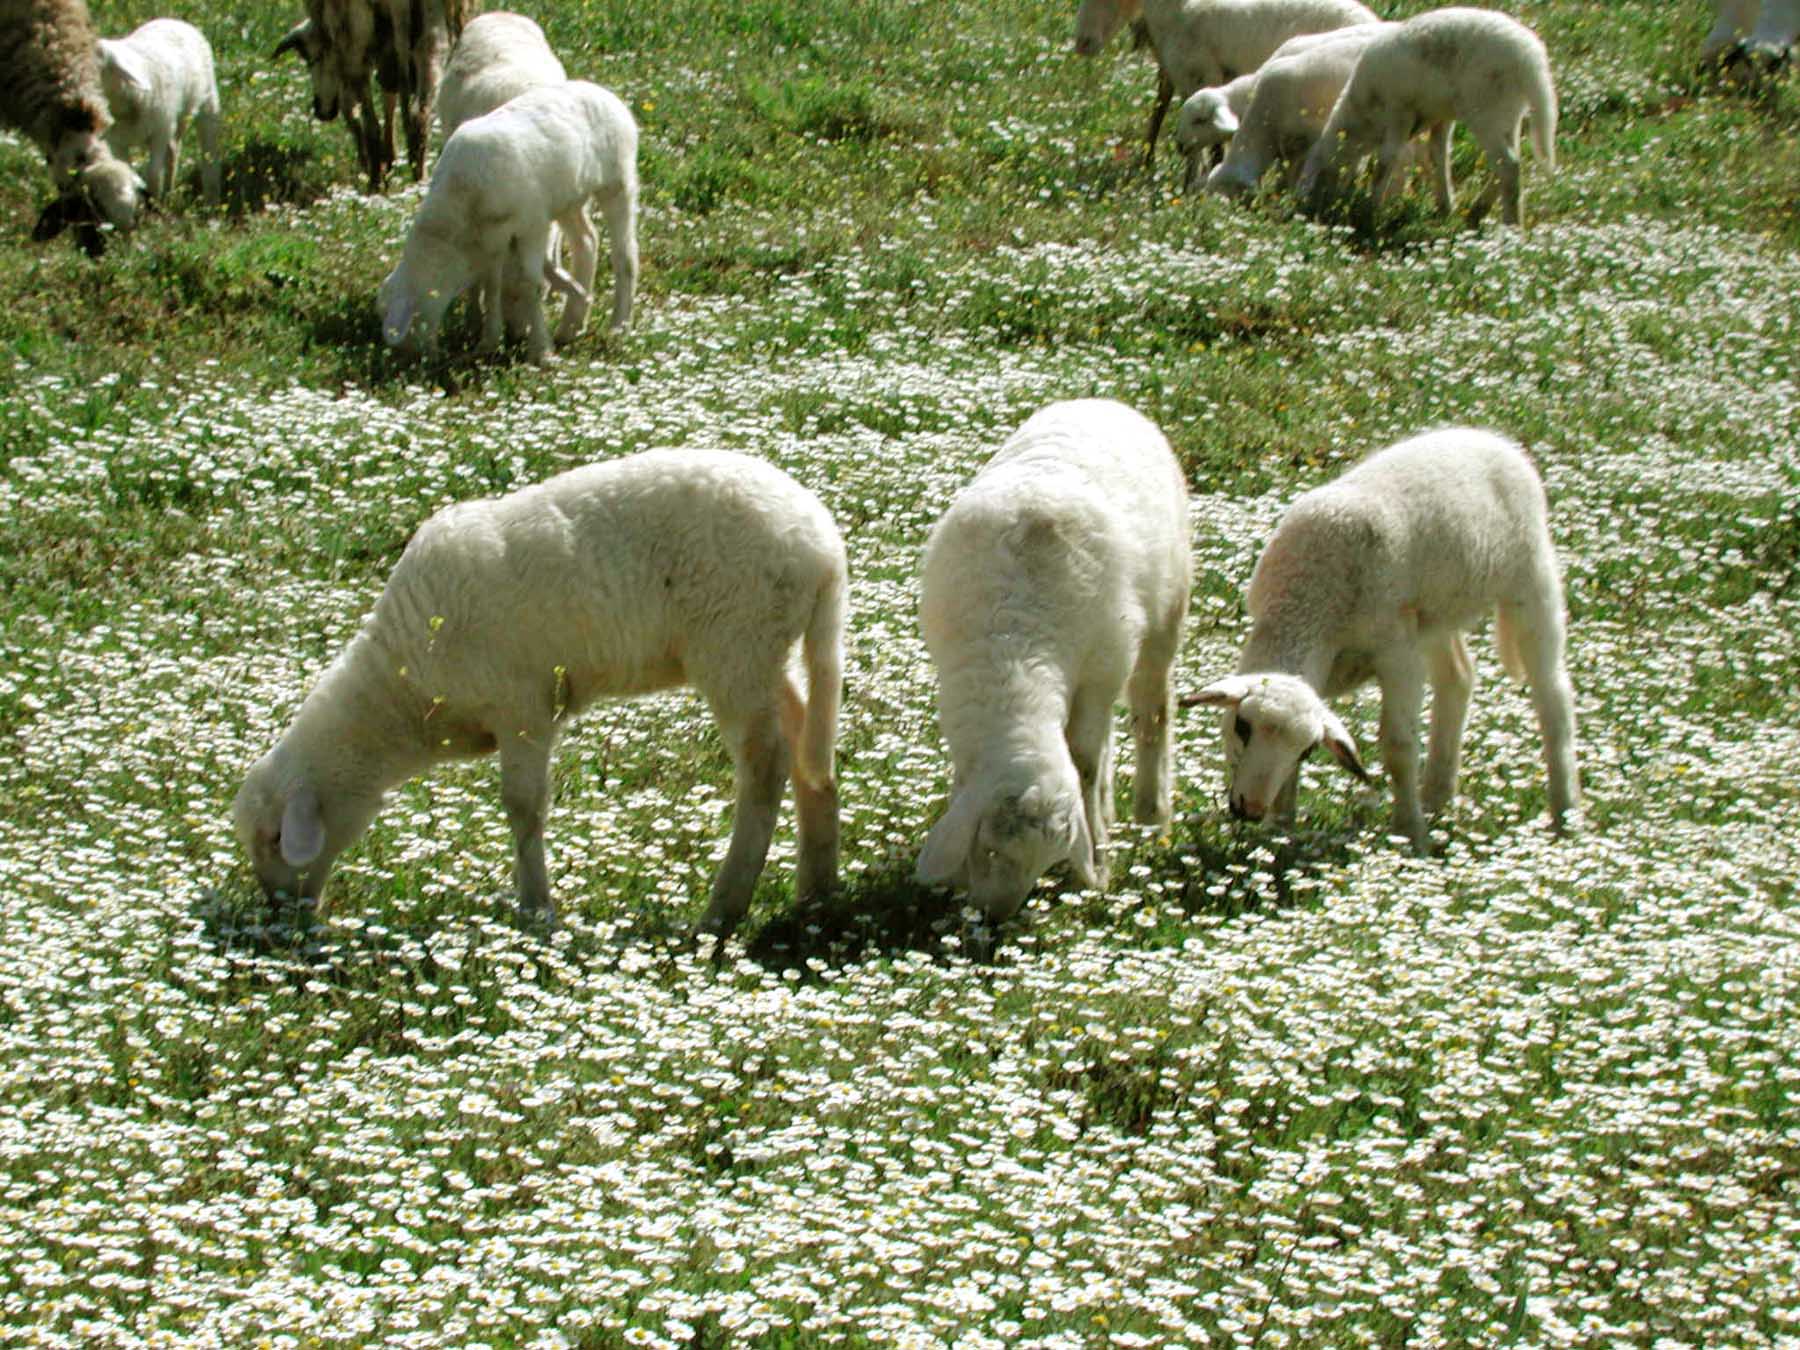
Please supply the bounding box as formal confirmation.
[1233,715,1252,745]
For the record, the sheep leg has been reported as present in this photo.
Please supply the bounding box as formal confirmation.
[1372,132,1415,212]
[1425,122,1454,213]
[198,100,222,204]
[147,139,175,201]
[1375,655,1429,851]
[1126,632,1178,827]
[1272,770,1299,826]
[596,185,639,334]
[512,226,557,365]
[1502,591,1581,830]
[1142,68,1174,172]
[1065,688,1115,880]
[698,701,790,937]
[1469,118,1524,227]
[779,675,839,905]
[477,253,507,354]
[1421,633,1476,817]
[499,732,556,920]
[553,208,599,344]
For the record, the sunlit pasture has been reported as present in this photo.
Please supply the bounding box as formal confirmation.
[1,0,1797,1345]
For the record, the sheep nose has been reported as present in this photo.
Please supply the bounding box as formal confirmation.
[1228,796,1251,821]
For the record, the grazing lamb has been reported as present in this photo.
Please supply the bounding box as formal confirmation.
[275,0,474,191]
[915,399,1191,921]
[1296,7,1557,229]
[379,80,639,364]
[96,18,221,203]
[1184,427,1579,852]
[1073,0,1378,171]
[1178,24,1385,192]
[433,10,567,341]
[234,449,846,939]
[0,0,144,249]
[1205,24,1437,201]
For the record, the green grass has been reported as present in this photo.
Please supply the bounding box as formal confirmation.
[1,0,1799,1346]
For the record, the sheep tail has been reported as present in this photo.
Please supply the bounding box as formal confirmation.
[1528,61,1557,173]
[796,560,847,791]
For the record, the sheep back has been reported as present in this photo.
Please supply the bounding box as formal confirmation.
[0,0,111,164]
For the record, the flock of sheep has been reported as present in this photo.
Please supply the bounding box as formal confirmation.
[0,0,1790,937]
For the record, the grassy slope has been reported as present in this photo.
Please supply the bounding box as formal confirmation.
[1,1,1798,1346]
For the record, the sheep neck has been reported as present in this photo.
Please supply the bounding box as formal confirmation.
[1237,598,1339,695]
[287,635,437,797]
[937,657,1074,783]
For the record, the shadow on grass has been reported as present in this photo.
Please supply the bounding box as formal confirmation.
[743,862,971,972]
[216,138,334,218]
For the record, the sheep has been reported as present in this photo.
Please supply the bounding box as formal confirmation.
[1176,24,1383,192]
[915,399,1192,922]
[1295,7,1557,229]
[0,0,144,249]
[1073,0,1378,172]
[379,79,639,365]
[95,18,221,204]
[1701,0,1763,68]
[274,0,474,191]
[233,448,847,939]
[1713,0,1800,77]
[433,11,567,342]
[1183,427,1579,853]
[1204,24,1442,203]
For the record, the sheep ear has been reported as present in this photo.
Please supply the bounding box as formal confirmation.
[915,788,980,888]
[98,41,152,92]
[1065,807,1099,889]
[543,260,591,304]
[280,785,326,867]
[1211,106,1239,136]
[1319,708,1371,783]
[32,195,76,242]
[273,22,310,61]
[1180,676,1255,711]
[383,294,417,346]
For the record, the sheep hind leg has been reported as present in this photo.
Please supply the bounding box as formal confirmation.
[1421,632,1476,817]
[697,700,790,938]
[778,675,838,906]
[499,731,557,922]
[1499,586,1581,830]
[552,209,599,345]
[596,184,639,333]
[1467,118,1523,227]
[198,101,221,204]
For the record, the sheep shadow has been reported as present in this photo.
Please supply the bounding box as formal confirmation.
[216,138,334,217]
[742,862,973,972]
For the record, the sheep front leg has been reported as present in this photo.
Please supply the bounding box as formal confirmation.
[512,227,558,365]
[1422,633,1476,816]
[1375,654,1429,851]
[499,731,556,920]
[1065,688,1115,881]
[698,702,790,938]
[198,100,222,204]
[477,253,507,354]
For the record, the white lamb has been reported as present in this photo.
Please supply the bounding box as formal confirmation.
[1204,25,1429,199]
[380,79,639,365]
[433,11,569,342]
[1184,428,1579,852]
[915,399,1192,921]
[234,449,846,939]
[1172,72,1257,189]
[96,18,221,203]
[1296,7,1557,229]
[1073,0,1379,169]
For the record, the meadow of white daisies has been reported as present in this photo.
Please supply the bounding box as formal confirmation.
[1,0,1798,1345]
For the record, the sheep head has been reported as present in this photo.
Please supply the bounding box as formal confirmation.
[274,18,347,123]
[1072,0,1142,57]
[233,750,382,906]
[915,774,1098,922]
[378,228,475,352]
[1184,673,1368,822]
